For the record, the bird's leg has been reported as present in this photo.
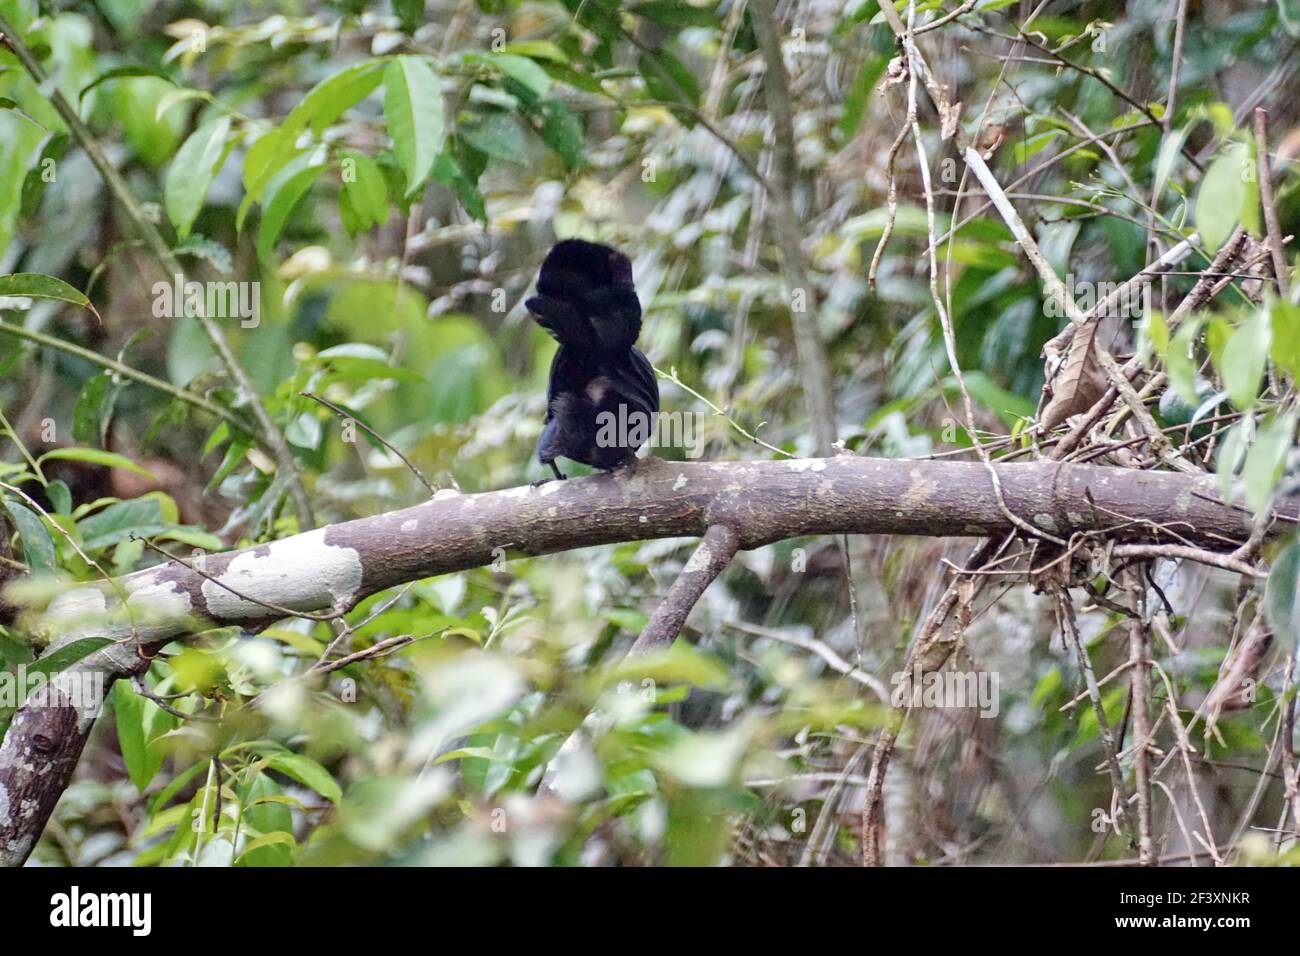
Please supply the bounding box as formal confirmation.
[530,461,567,488]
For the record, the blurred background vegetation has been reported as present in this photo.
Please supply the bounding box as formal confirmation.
[0,0,1298,865]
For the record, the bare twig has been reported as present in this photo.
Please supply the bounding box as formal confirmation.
[301,391,438,497]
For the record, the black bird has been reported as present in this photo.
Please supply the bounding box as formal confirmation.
[526,239,659,481]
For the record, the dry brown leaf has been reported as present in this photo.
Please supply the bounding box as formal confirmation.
[1039,320,1107,430]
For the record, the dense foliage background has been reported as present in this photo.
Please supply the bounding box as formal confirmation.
[1,0,1298,866]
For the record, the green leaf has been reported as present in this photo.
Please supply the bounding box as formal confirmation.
[111,76,190,167]
[239,128,296,215]
[477,52,551,98]
[384,56,444,196]
[79,66,175,104]
[316,343,423,383]
[44,480,72,516]
[1194,142,1256,252]
[20,133,69,219]
[1013,130,1062,164]
[338,151,390,235]
[113,681,166,791]
[956,371,1035,425]
[432,151,486,221]
[1164,318,1203,404]
[460,110,527,161]
[1216,419,1250,498]
[235,831,297,864]
[73,371,125,447]
[77,498,166,551]
[1218,308,1270,411]
[1152,124,1190,202]
[1243,410,1296,512]
[0,273,100,323]
[265,752,343,804]
[393,0,424,33]
[257,162,327,262]
[639,49,701,107]
[1,497,56,574]
[174,235,234,273]
[631,1,719,27]
[165,116,231,241]
[501,41,568,63]
[537,98,586,168]
[37,447,156,480]
[1270,299,1300,381]
[285,60,385,138]
[1265,541,1300,650]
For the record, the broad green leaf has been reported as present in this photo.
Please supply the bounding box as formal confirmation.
[113,681,166,791]
[73,371,124,446]
[235,831,297,864]
[1194,142,1257,252]
[432,152,486,221]
[44,480,72,516]
[959,371,1036,425]
[265,752,343,804]
[38,447,156,480]
[631,1,719,27]
[79,66,174,104]
[393,0,424,33]
[1216,419,1250,498]
[1,497,56,574]
[384,56,444,196]
[111,76,189,167]
[154,88,208,124]
[0,273,100,322]
[476,52,550,98]
[501,41,568,63]
[460,110,527,161]
[537,99,586,168]
[241,128,294,202]
[639,49,701,106]
[165,116,231,240]
[1270,299,1300,381]
[1141,310,1169,366]
[257,162,327,261]
[174,235,234,273]
[338,151,390,235]
[1265,541,1300,650]
[77,497,167,551]
[1218,308,1269,411]
[284,60,385,138]
[1164,318,1203,403]
[1243,410,1296,511]
[1013,130,1062,164]
[1152,124,1190,201]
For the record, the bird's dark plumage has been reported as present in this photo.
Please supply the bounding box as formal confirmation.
[526,239,659,479]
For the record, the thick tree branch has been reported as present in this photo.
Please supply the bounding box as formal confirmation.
[0,455,1289,864]
[631,523,739,654]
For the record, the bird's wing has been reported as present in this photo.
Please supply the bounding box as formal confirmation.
[585,286,642,353]
[605,347,660,417]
